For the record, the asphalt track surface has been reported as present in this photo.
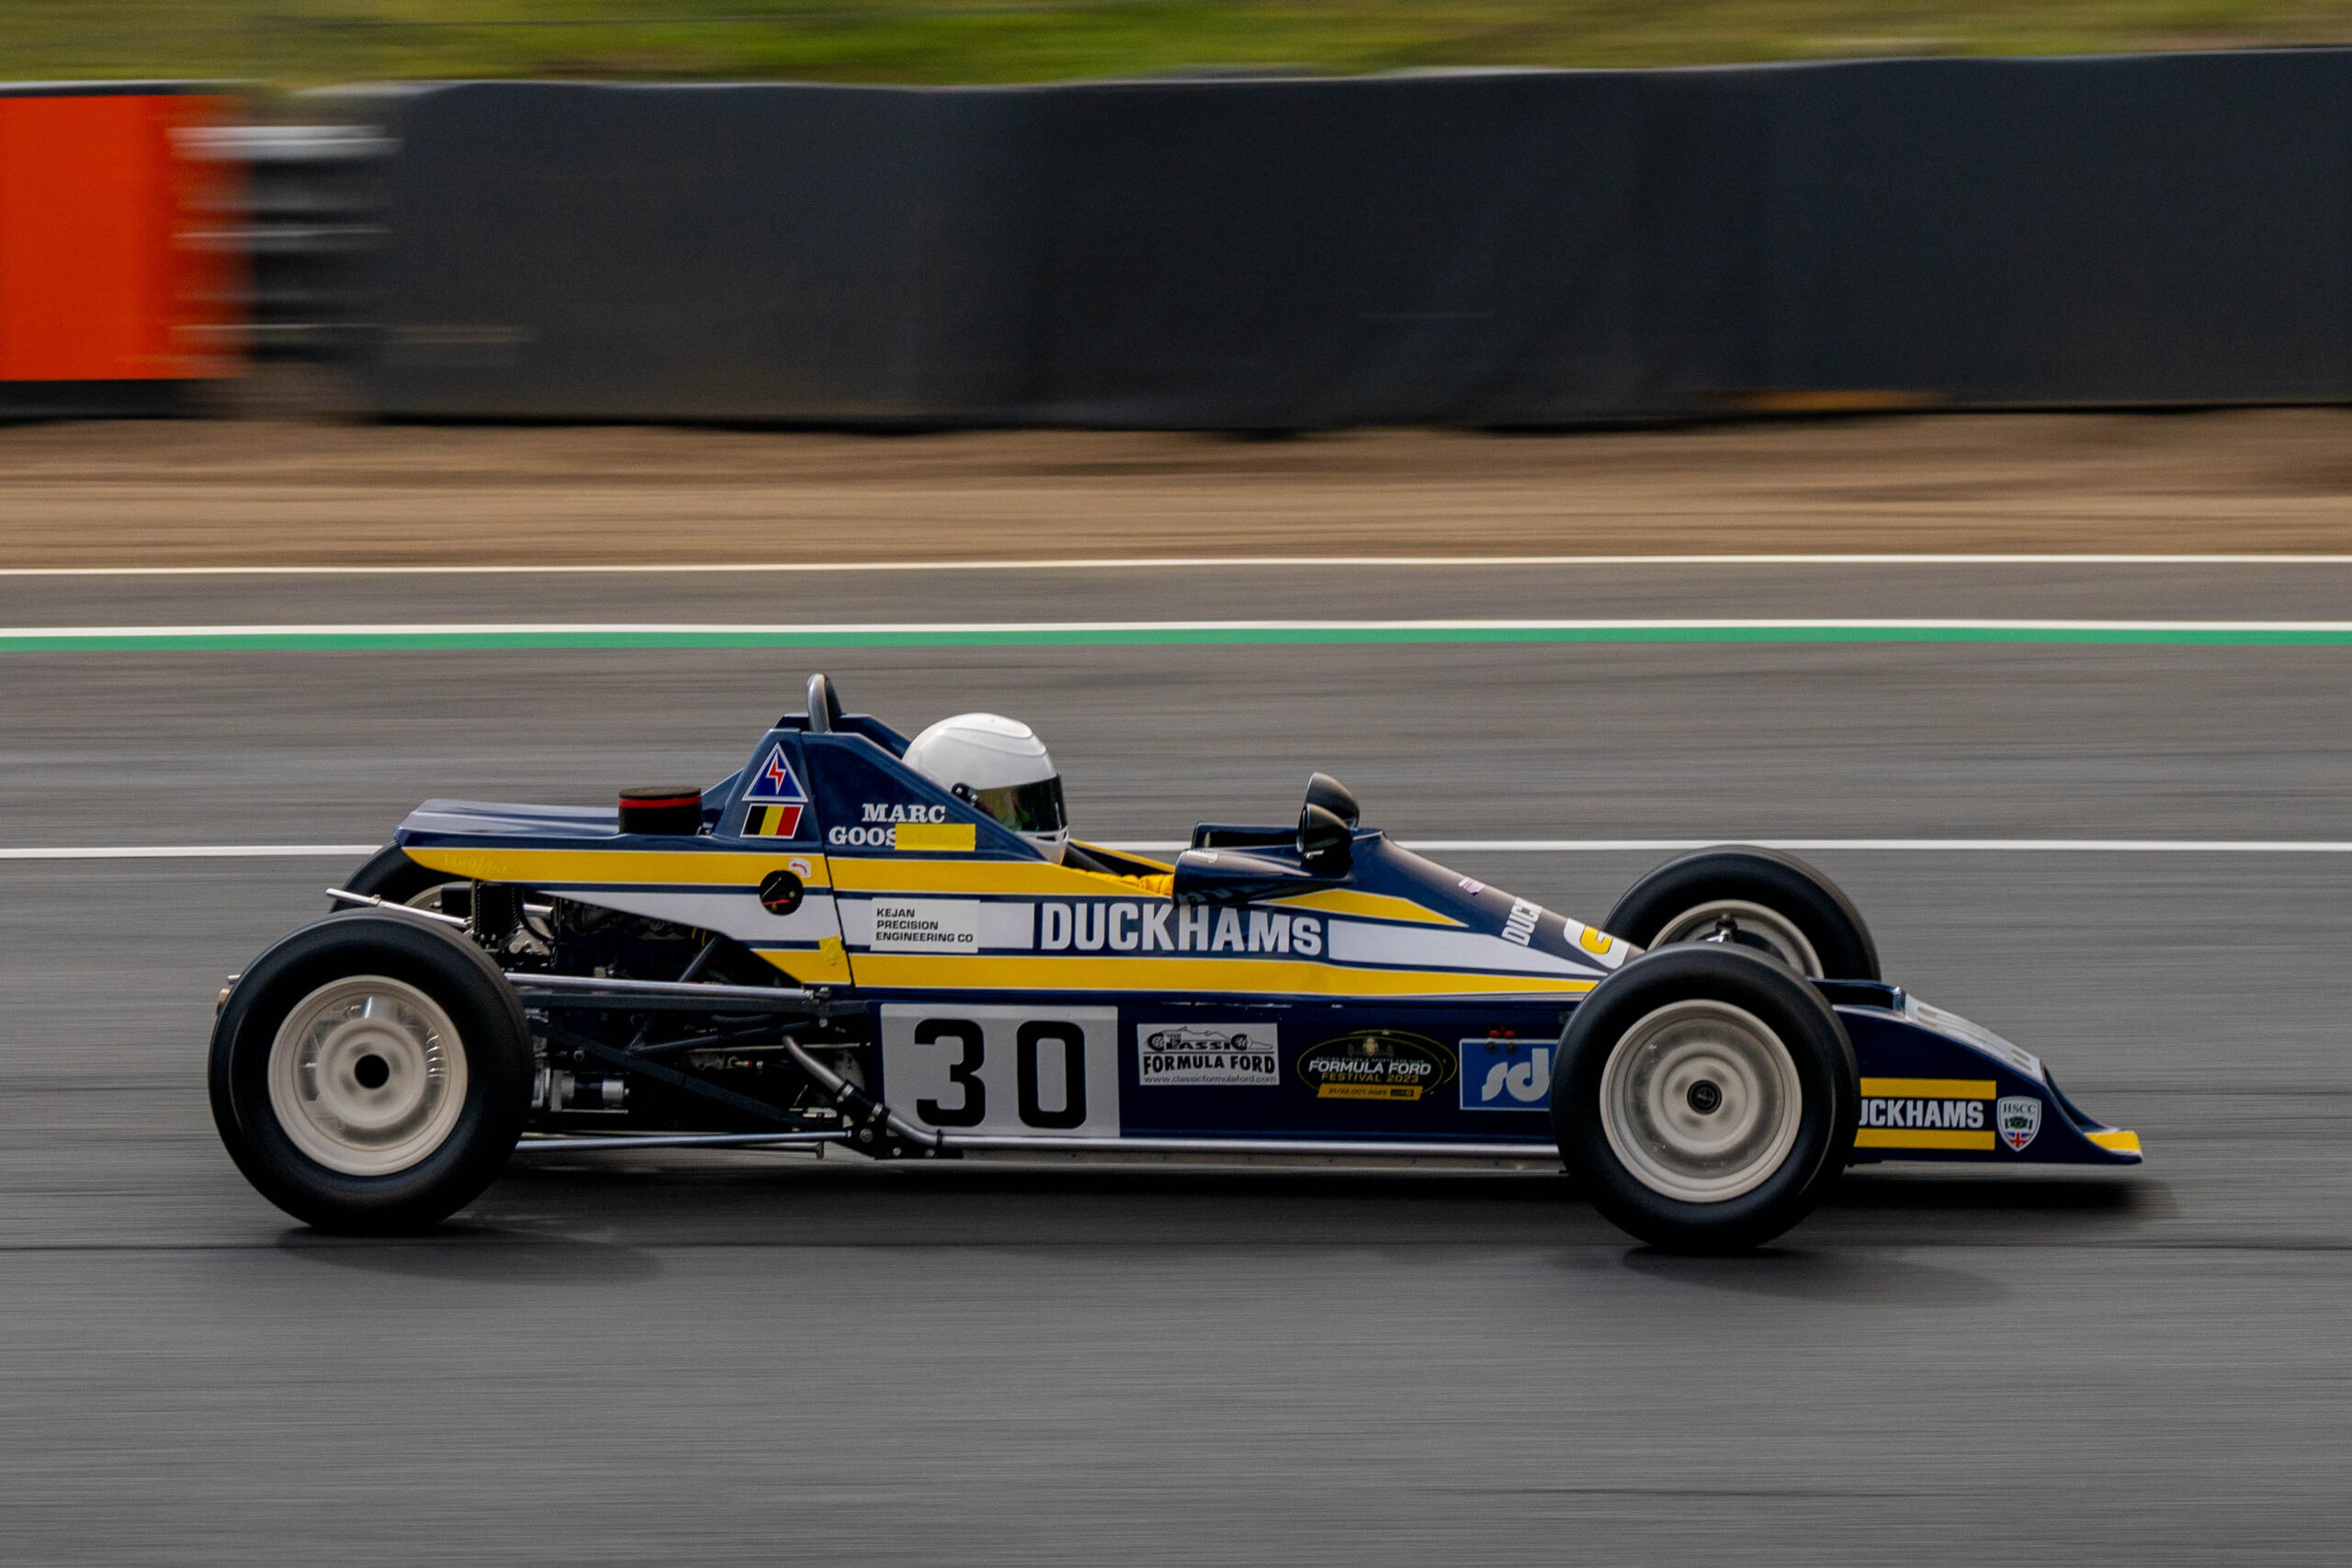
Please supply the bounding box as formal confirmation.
[5,560,2349,1564]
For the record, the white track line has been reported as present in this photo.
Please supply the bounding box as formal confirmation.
[11,839,2352,861]
[11,617,2352,637]
[8,554,2352,578]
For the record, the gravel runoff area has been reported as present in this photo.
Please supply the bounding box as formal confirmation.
[10,398,2352,566]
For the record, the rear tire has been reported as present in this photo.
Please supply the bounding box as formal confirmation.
[1554,944,1858,1253]
[334,844,469,919]
[209,911,532,1234]
[1604,846,1879,980]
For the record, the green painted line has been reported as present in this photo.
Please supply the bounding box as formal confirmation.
[9,624,2352,651]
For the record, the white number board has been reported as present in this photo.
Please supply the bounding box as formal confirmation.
[878,1004,1121,1138]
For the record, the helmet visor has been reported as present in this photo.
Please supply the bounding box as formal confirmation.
[968,775,1066,835]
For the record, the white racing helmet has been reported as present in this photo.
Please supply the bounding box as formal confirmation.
[903,713,1069,864]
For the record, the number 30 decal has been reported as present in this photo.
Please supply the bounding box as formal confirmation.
[912,1018,986,1127]
[880,1005,1120,1137]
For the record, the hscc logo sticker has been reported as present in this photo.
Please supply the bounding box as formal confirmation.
[1136,1024,1279,1087]
[1997,1095,2042,1152]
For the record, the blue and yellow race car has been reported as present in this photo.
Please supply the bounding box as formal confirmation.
[209,675,2142,1252]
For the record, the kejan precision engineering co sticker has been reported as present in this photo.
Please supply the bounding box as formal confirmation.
[865,898,981,953]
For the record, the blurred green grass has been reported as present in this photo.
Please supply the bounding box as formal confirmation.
[9,1,2352,87]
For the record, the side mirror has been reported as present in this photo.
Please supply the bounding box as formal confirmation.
[1305,772,1360,828]
[1298,802,1353,875]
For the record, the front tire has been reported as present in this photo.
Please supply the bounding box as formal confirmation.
[1603,846,1879,980]
[1554,944,1858,1253]
[209,911,532,1234]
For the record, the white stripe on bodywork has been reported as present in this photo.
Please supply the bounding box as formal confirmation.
[538,886,841,944]
[837,897,1036,951]
[1327,919,1605,978]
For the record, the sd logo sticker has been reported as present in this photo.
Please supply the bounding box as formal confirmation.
[1462,1037,1552,1111]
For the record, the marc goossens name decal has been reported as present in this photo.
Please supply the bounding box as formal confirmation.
[828,802,969,849]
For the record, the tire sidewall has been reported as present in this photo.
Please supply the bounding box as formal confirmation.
[209,911,531,1233]
[1555,944,1859,1252]
[334,845,462,912]
[1602,846,1880,981]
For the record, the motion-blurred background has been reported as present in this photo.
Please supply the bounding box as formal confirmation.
[17,4,2352,522]
[9,7,2352,1567]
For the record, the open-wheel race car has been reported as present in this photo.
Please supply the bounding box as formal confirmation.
[209,675,2142,1252]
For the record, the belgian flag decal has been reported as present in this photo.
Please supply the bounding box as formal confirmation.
[742,742,808,838]
[746,804,803,837]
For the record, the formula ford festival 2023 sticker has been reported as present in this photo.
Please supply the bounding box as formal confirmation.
[1136,1023,1279,1086]
[1296,1030,1456,1101]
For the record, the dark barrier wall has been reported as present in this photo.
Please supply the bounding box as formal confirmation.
[358,52,2352,426]
[1764,52,2352,405]
[358,82,1049,421]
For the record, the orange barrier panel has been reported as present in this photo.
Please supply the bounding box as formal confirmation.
[0,89,242,384]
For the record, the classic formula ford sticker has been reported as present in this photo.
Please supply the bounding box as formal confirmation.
[1136,1023,1279,1087]
[1297,1030,1455,1102]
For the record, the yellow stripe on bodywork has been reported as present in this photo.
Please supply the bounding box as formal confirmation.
[835,857,1463,927]
[1267,887,1463,926]
[832,857,1164,897]
[895,822,976,852]
[1855,1128,1996,1151]
[2086,1129,2143,1154]
[1071,840,1174,873]
[1860,1077,1997,1100]
[759,936,854,986]
[846,953,1594,998]
[407,846,833,888]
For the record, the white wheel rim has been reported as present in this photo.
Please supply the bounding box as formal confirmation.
[267,975,469,1177]
[1598,998,1804,1203]
[404,883,463,915]
[1655,899,1823,977]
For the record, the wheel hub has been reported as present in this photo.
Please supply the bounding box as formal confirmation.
[1656,899,1823,977]
[1599,998,1804,1203]
[267,976,469,1177]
